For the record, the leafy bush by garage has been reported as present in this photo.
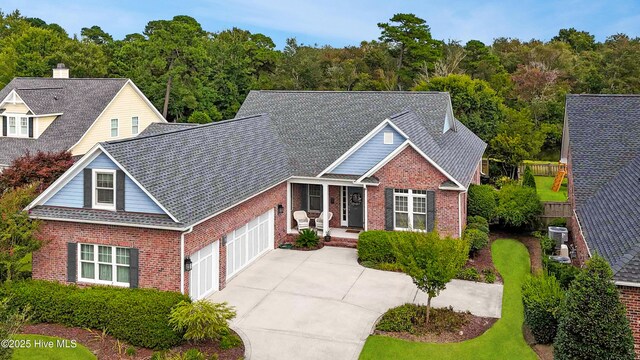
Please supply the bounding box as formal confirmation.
[522,273,564,344]
[3,280,189,349]
[495,184,543,229]
[463,228,489,256]
[357,231,394,264]
[467,184,497,220]
[543,258,580,289]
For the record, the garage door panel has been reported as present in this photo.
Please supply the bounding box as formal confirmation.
[226,209,275,279]
[189,241,219,300]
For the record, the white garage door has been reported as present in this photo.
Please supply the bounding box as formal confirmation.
[189,241,220,300]
[226,209,274,279]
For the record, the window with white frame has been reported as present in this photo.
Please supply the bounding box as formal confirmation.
[93,170,116,210]
[394,189,428,230]
[131,116,139,135]
[308,184,322,211]
[384,131,394,144]
[79,244,130,286]
[110,118,119,137]
[6,116,30,137]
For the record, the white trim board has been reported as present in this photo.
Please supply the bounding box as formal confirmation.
[28,215,186,231]
[0,90,34,114]
[316,118,410,177]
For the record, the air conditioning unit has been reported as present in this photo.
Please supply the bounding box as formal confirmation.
[549,226,568,248]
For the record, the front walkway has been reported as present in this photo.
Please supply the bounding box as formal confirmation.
[208,247,503,360]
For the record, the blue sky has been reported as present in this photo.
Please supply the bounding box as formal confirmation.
[2,0,639,47]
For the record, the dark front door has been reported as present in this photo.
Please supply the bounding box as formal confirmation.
[347,187,364,228]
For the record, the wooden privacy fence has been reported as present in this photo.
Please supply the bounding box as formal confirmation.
[539,201,572,226]
[519,162,561,177]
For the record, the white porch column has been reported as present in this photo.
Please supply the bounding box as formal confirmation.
[322,183,329,236]
[363,185,368,231]
[286,181,292,232]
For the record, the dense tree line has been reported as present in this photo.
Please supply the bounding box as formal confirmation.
[1,10,639,165]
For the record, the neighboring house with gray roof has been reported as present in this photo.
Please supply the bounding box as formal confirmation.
[562,94,640,349]
[26,91,486,300]
[0,64,167,168]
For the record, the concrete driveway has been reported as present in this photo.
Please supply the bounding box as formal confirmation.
[208,247,503,360]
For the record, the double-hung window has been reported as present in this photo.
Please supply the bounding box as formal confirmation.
[6,116,29,137]
[394,189,428,230]
[308,185,322,212]
[20,117,28,136]
[8,117,16,135]
[79,244,130,286]
[110,118,119,137]
[93,170,116,210]
[131,116,139,135]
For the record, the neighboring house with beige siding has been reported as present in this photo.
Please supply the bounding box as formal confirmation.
[0,64,166,167]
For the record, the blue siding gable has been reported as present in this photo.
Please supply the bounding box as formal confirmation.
[331,124,405,175]
[45,153,165,214]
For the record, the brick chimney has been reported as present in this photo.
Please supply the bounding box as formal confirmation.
[52,63,69,79]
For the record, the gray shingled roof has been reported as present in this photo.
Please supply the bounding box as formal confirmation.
[567,94,640,283]
[567,94,640,207]
[236,91,486,186]
[0,78,129,165]
[30,205,184,229]
[138,122,200,137]
[100,114,291,226]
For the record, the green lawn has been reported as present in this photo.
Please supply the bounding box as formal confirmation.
[12,334,95,360]
[359,239,537,360]
[534,175,567,202]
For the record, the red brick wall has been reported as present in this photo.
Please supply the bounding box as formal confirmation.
[566,148,590,265]
[618,286,640,356]
[184,181,288,292]
[367,146,462,237]
[33,221,181,291]
[329,185,341,228]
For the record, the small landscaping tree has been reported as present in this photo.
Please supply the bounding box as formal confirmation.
[391,231,469,324]
[467,184,497,220]
[0,151,74,193]
[554,255,635,360]
[495,184,543,229]
[0,184,45,283]
[522,165,536,190]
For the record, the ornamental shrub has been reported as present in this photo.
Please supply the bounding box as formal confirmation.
[522,165,536,190]
[168,300,236,342]
[463,228,489,256]
[495,184,543,229]
[467,184,497,220]
[357,231,394,264]
[522,273,564,344]
[295,228,320,248]
[0,151,74,193]
[4,280,189,349]
[467,215,489,234]
[543,257,581,289]
[456,267,480,282]
[554,256,635,359]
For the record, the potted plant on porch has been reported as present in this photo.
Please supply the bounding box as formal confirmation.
[324,229,331,242]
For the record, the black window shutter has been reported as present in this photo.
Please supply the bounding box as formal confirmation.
[129,248,139,288]
[2,116,6,136]
[83,169,92,208]
[384,188,394,230]
[67,242,77,283]
[28,118,34,138]
[427,191,436,232]
[116,170,125,211]
[300,184,308,211]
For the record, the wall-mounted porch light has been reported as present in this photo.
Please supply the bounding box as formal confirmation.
[277,204,284,215]
[184,257,193,272]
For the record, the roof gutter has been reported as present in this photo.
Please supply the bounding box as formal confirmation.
[614,281,640,288]
[180,226,194,296]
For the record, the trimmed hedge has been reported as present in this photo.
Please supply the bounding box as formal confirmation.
[357,231,395,264]
[468,184,497,220]
[467,215,489,234]
[522,273,564,344]
[463,228,489,256]
[3,280,189,349]
[495,184,543,229]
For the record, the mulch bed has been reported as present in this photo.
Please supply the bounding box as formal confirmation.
[374,314,497,343]
[20,323,245,360]
[490,231,543,273]
[523,324,554,360]
[463,239,503,283]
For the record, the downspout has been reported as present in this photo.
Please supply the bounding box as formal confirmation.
[180,226,194,295]
[458,192,463,237]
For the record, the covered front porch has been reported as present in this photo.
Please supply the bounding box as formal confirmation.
[286,177,374,239]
